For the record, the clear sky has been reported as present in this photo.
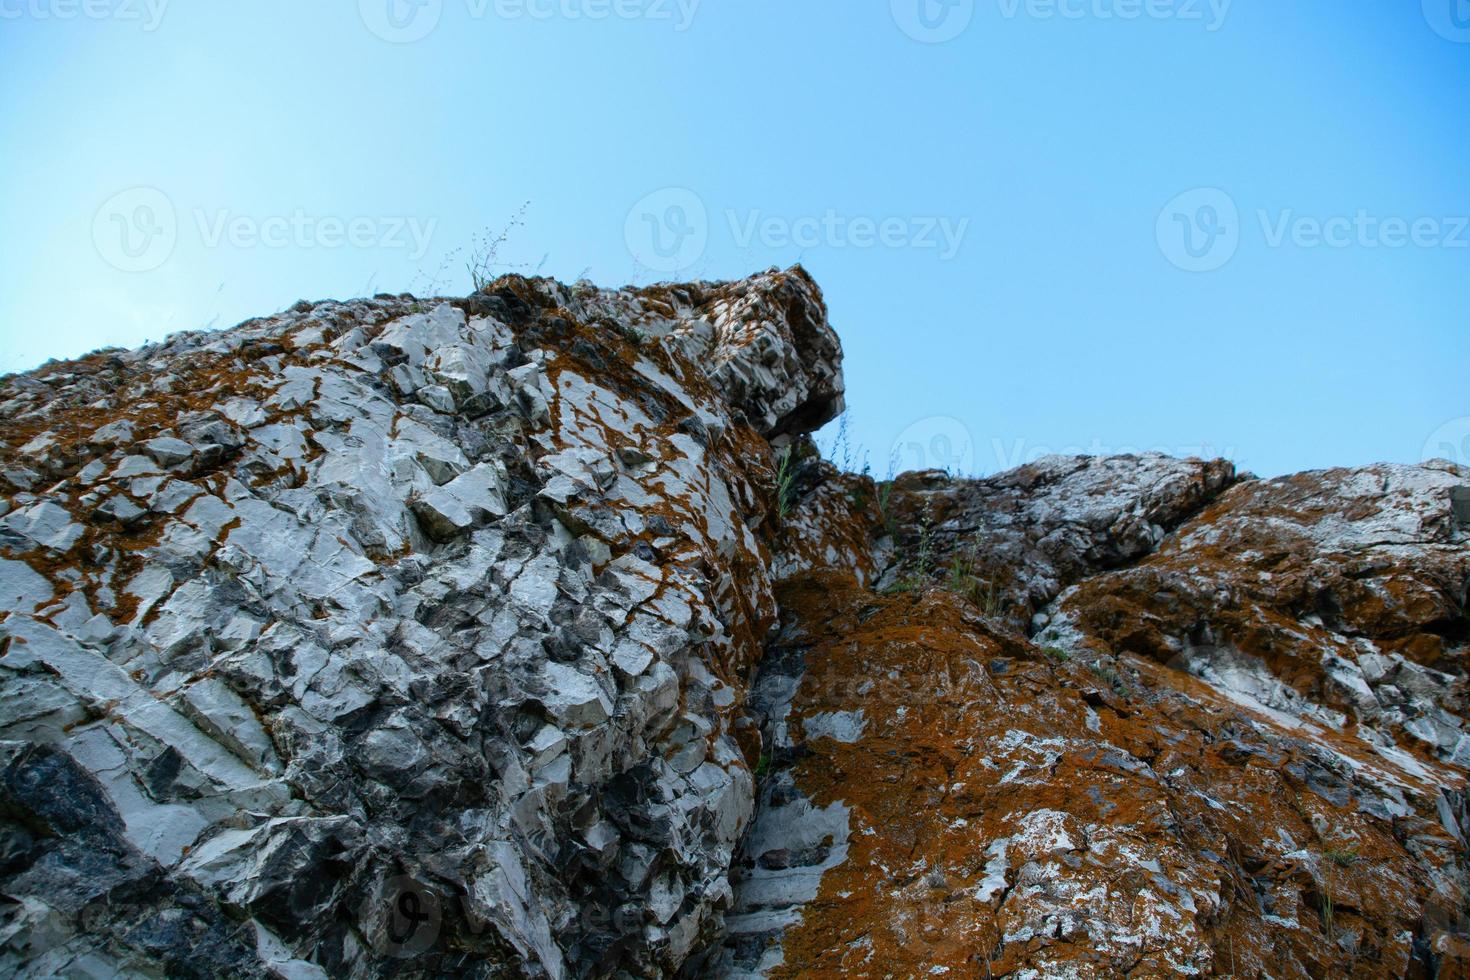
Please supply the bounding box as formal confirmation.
[2,0,1467,477]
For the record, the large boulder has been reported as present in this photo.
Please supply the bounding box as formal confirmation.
[0,267,840,978]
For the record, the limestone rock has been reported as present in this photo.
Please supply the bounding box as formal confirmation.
[2,265,1467,980]
[0,267,837,979]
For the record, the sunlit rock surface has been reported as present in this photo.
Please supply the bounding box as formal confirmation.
[2,267,1467,978]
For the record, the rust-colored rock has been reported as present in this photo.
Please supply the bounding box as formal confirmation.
[715,455,1470,978]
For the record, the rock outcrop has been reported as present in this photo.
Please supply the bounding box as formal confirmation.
[1,267,1467,979]
[715,459,1470,978]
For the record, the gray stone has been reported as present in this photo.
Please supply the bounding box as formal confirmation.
[410,463,508,541]
[139,436,196,468]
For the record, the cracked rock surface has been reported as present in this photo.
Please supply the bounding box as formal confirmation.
[715,460,1470,978]
[0,268,839,978]
[3,266,1469,979]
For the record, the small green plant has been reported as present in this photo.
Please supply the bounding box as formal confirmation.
[775,448,798,520]
[946,552,975,595]
[876,480,896,534]
[943,544,1005,617]
[1089,662,1127,694]
[883,575,924,596]
[978,579,1004,617]
[1325,849,1360,868]
[882,519,938,597]
[1043,646,1071,663]
[754,754,772,778]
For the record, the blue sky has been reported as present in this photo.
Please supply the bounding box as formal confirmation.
[2,0,1467,477]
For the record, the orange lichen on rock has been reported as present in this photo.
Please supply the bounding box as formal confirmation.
[711,457,1470,979]
[740,574,1467,978]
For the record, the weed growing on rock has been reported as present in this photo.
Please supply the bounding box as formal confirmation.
[775,447,799,521]
[466,202,530,292]
[1089,662,1128,695]
[877,480,897,536]
[941,544,1006,617]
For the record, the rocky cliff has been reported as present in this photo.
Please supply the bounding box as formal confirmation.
[1,268,1466,979]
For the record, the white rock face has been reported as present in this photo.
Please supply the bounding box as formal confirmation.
[0,267,842,978]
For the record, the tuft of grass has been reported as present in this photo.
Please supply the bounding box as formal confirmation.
[1089,662,1127,695]
[1324,849,1361,868]
[876,480,897,535]
[944,545,1005,617]
[882,575,924,596]
[775,448,798,521]
[754,754,772,778]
